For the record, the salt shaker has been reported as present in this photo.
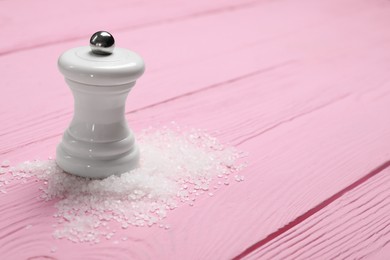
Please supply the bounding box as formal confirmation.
[56,31,145,179]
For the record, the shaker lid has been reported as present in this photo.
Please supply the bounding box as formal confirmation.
[58,31,145,86]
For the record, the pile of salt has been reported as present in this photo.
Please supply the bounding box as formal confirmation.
[1,127,246,243]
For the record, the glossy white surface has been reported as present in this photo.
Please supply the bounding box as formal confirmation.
[58,46,145,86]
[56,46,144,178]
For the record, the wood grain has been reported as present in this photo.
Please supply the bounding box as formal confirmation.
[2,0,389,161]
[367,245,390,260]
[125,70,390,260]
[2,61,390,259]
[0,0,255,55]
[1,0,390,259]
[243,163,390,259]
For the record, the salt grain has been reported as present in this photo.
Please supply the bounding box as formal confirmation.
[3,126,246,243]
[1,160,10,168]
[234,175,246,182]
[25,224,33,229]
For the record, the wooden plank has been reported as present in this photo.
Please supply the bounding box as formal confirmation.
[367,246,390,260]
[1,0,390,259]
[0,0,255,55]
[0,0,296,159]
[2,0,389,162]
[120,71,390,260]
[2,63,390,259]
[243,163,390,259]
[3,0,376,56]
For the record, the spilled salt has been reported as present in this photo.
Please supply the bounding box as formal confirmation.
[2,126,246,243]
[234,175,245,182]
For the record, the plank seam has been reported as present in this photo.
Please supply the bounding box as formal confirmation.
[235,92,351,145]
[127,61,294,114]
[0,61,292,155]
[0,0,260,57]
[232,160,390,259]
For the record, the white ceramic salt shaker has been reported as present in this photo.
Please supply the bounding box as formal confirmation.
[56,31,145,179]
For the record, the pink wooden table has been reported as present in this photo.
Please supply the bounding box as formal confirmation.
[1,0,390,259]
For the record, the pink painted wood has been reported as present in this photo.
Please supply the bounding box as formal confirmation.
[1,0,390,259]
[245,162,390,259]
